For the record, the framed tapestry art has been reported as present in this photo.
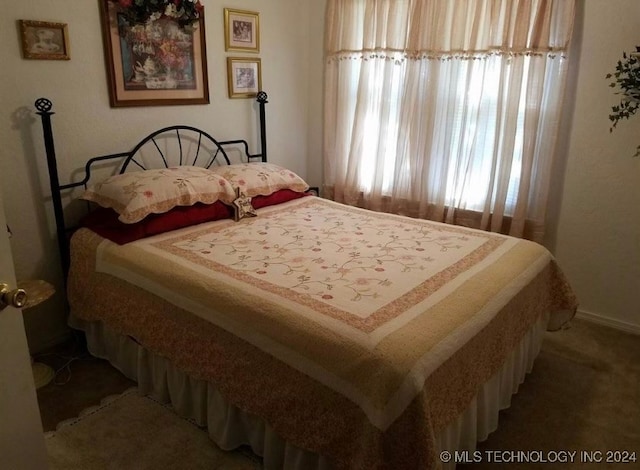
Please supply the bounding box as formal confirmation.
[20,20,70,60]
[99,0,209,107]
[227,57,262,99]
[224,9,259,53]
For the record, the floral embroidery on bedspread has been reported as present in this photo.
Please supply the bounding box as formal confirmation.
[152,198,508,334]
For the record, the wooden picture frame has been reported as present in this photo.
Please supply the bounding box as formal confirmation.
[19,20,70,60]
[99,1,209,107]
[227,57,262,99]
[224,9,259,53]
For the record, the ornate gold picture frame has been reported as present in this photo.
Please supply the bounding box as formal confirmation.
[227,57,262,99]
[19,20,70,60]
[224,9,259,53]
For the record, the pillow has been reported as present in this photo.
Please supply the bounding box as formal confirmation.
[209,163,309,197]
[80,201,234,245]
[251,188,309,209]
[80,166,236,223]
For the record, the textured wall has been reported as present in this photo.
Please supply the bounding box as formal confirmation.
[306,1,326,191]
[554,0,640,332]
[0,0,312,352]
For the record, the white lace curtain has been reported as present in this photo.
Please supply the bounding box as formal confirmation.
[323,0,576,241]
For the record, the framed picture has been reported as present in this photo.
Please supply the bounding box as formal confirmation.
[224,9,259,53]
[227,57,262,99]
[99,1,209,107]
[19,20,70,60]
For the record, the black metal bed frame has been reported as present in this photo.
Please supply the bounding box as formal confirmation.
[34,92,269,278]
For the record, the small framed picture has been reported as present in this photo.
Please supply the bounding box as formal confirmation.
[224,8,259,53]
[227,57,262,99]
[19,20,70,60]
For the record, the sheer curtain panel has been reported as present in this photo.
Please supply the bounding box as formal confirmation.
[323,0,575,241]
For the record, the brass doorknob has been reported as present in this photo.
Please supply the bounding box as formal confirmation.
[0,283,28,310]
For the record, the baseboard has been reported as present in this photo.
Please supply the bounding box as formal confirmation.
[575,309,640,336]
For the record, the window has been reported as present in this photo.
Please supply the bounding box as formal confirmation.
[324,0,575,240]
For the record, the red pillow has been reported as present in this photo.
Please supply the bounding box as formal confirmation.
[80,201,233,245]
[251,188,309,209]
[80,189,310,245]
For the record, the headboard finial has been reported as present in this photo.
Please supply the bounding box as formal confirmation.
[35,98,53,114]
[256,91,268,104]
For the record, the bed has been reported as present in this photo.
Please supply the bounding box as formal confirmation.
[35,96,577,469]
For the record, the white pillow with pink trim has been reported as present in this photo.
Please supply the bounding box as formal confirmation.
[209,163,309,197]
[81,166,236,224]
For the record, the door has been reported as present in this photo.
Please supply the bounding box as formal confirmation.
[0,184,49,468]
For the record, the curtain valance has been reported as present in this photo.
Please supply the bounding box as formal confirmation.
[326,0,575,59]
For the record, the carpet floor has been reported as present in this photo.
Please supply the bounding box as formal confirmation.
[459,319,640,469]
[45,388,261,470]
[37,318,639,469]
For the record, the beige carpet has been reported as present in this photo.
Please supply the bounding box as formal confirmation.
[45,388,261,470]
[460,320,640,469]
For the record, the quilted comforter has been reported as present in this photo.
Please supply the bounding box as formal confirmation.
[68,196,577,469]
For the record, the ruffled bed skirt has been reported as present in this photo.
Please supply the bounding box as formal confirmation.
[70,312,548,469]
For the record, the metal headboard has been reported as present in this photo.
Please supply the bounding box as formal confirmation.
[35,92,269,278]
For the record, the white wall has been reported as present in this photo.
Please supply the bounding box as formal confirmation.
[306,1,327,191]
[0,0,311,352]
[554,0,640,332]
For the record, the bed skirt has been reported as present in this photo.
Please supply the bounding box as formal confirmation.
[69,312,549,469]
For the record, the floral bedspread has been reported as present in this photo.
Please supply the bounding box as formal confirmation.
[69,196,577,469]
